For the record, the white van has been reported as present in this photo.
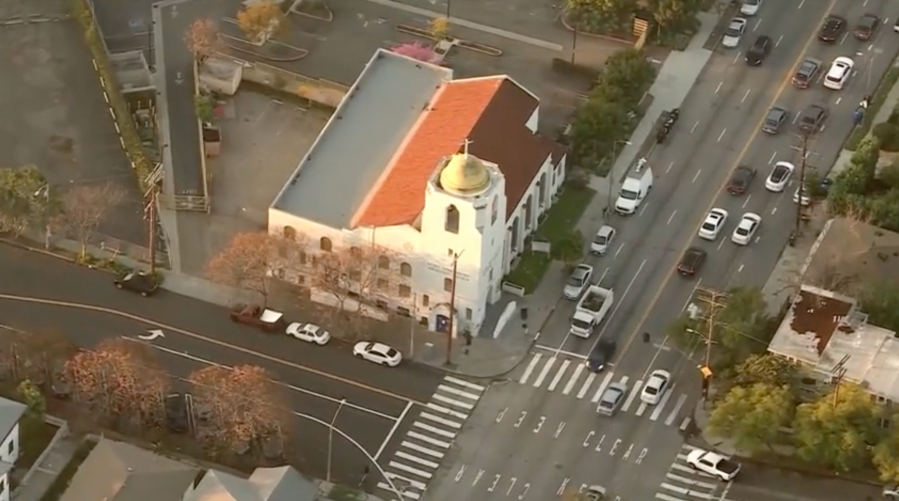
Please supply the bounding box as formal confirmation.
[615,158,653,215]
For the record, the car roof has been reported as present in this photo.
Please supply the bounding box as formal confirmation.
[370,342,393,351]
[573,264,592,277]
[685,246,706,257]
[860,13,878,23]
[598,225,614,236]
[650,369,670,379]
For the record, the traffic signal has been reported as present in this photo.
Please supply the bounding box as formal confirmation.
[699,365,713,379]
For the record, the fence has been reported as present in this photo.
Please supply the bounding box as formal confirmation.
[230,58,349,109]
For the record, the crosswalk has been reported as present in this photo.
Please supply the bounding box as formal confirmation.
[655,444,727,501]
[515,352,690,426]
[377,376,487,500]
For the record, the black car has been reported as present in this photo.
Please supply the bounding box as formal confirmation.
[761,106,788,134]
[854,13,880,40]
[165,392,189,433]
[818,15,847,42]
[677,247,706,277]
[798,103,829,134]
[792,58,821,89]
[586,340,616,373]
[114,271,159,297]
[744,35,771,66]
[727,165,757,195]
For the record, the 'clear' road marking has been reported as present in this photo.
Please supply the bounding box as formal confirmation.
[419,412,462,429]
[548,360,570,391]
[385,473,427,490]
[431,394,474,410]
[650,390,673,421]
[665,473,716,489]
[401,441,445,459]
[437,384,480,400]
[412,421,456,439]
[533,356,556,387]
[407,431,451,449]
[378,482,421,499]
[591,372,614,403]
[443,376,485,392]
[519,353,542,384]
[622,380,643,412]
[666,394,689,426]
[425,402,468,420]
[389,461,433,479]
[395,451,439,469]
[563,363,585,395]
[577,372,596,399]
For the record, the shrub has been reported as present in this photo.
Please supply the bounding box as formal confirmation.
[873,122,899,152]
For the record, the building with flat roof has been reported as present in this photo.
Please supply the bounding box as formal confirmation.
[269,49,566,336]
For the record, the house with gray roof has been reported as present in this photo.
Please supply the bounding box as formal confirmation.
[183,465,318,501]
[0,397,25,501]
[58,438,197,501]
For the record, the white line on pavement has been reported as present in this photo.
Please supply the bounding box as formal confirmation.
[577,372,596,399]
[437,384,480,400]
[666,394,689,426]
[390,461,433,479]
[563,363,585,395]
[431,394,474,410]
[419,412,462,429]
[395,451,439,469]
[548,360,570,391]
[407,431,451,449]
[385,473,427,490]
[401,441,444,459]
[376,400,413,460]
[591,372,615,403]
[650,390,674,421]
[623,380,643,412]
[533,356,556,387]
[425,402,468,420]
[443,376,485,392]
[519,353,542,384]
[665,473,716,489]
[412,421,456,439]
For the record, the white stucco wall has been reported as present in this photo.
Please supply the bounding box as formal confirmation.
[0,423,19,465]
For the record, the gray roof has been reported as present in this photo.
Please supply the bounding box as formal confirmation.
[0,398,25,440]
[59,438,197,501]
[271,49,452,229]
[186,466,317,501]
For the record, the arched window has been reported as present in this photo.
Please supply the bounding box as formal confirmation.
[378,255,390,269]
[283,226,297,240]
[491,196,498,224]
[444,278,453,292]
[400,262,412,277]
[445,205,460,234]
[320,237,332,252]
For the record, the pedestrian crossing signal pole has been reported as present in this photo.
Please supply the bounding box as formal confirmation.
[695,287,728,399]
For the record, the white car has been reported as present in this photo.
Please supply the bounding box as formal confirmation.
[740,0,761,16]
[823,56,854,90]
[698,208,729,241]
[722,18,747,48]
[731,213,761,245]
[563,263,593,300]
[590,225,616,255]
[765,161,794,192]
[353,341,402,367]
[687,449,742,481]
[641,369,671,405]
[286,322,331,345]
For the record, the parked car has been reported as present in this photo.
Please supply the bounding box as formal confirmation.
[687,448,742,481]
[165,392,189,433]
[114,271,159,297]
[50,360,71,399]
[229,304,287,332]
[590,225,616,256]
[286,322,331,345]
[740,0,761,16]
[583,485,607,501]
[722,18,747,48]
[563,264,594,300]
[353,341,402,367]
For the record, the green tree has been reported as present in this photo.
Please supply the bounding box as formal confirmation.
[858,279,899,332]
[570,99,632,169]
[566,0,637,34]
[664,311,703,352]
[793,384,882,471]
[825,175,868,217]
[594,49,656,107]
[0,165,52,237]
[851,136,881,191]
[651,0,702,37]
[867,189,899,232]
[881,159,899,189]
[707,383,793,453]
[874,416,899,482]
[16,379,46,418]
[731,353,798,388]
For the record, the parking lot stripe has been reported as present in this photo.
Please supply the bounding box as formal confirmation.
[563,363,585,395]
[412,421,456,439]
[385,473,427,490]
[520,353,542,384]
[425,402,468,420]
[577,372,596,399]
[622,380,643,411]
[378,482,421,499]
[395,451,439,469]
[431,394,474,410]
[437,384,480,400]
[420,411,462,429]
[548,360,570,391]
[533,356,556,387]
[591,372,614,403]
[407,431,451,448]
[401,441,444,459]
[390,461,433,479]
[444,376,485,392]
[650,390,673,421]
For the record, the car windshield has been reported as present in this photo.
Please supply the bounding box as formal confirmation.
[774,167,787,178]
[386,348,399,357]
[645,385,659,395]
[737,226,749,235]
[594,235,608,245]
[701,221,716,231]
[600,400,613,409]
[620,189,638,200]
[725,26,740,37]
[567,275,584,286]
[572,317,592,330]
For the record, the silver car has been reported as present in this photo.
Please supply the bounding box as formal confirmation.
[722,17,747,48]
[590,225,616,255]
[596,381,627,416]
[563,264,593,300]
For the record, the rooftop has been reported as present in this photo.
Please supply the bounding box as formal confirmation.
[0,398,25,438]
[271,49,453,229]
[186,466,317,501]
[769,285,856,363]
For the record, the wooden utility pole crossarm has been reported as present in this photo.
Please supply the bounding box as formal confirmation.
[695,287,729,372]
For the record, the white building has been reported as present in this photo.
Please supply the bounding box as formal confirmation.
[268,49,567,336]
[0,398,26,501]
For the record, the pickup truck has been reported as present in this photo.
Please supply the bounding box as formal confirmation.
[569,285,614,338]
[686,448,741,481]
[229,303,287,332]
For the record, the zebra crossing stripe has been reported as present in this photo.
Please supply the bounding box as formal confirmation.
[577,372,596,399]
[563,363,585,395]
[548,360,570,391]
[533,356,556,387]
[591,372,614,403]
[650,390,673,421]
[520,354,542,384]
[444,376,485,392]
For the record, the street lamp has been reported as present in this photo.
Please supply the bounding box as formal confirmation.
[33,184,51,250]
[327,398,347,483]
[605,140,632,215]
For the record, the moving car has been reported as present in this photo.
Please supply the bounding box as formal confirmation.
[583,485,607,501]
[286,322,331,345]
[229,304,287,332]
[353,341,402,367]
[761,106,788,134]
[884,484,899,499]
[585,340,616,373]
[563,264,594,300]
[687,449,742,481]
[677,247,706,277]
[590,225,616,256]
[727,165,756,195]
[823,57,854,90]
[744,35,771,66]
[854,13,880,40]
[165,392,189,433]
[765,161,794,192]
[596,382,627,417]
[114,270,159,297]
[740,0,761,16]
[698,208,729,241]
[641,369,671,405]
[731,213,761,245]
[722,18,747,48]
[798,103,829,133]
[818,15,847,43]
[792,57,821,89]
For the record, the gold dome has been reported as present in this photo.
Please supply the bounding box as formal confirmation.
[440,153,490,194]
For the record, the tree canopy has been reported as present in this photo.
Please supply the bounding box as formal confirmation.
[730,353,798,389]
[857,279,899,333]
[0,165,53,237]
[827,136,899,231]
[707,382,793,453]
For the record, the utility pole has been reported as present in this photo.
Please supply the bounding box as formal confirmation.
[446,250,464,366]
[831,354,850,409]
[570,22,579,65]
[794,130,813,238]
[695,287,728,399]
[147,188,157,275]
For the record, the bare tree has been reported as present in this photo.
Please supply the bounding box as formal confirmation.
[188,365,292,454]
[59,183,126,259]
[207,231,295,307]
[64,339,169,428]
[236,0,287,44]
[0,328,73,385]
[185,18,222,61]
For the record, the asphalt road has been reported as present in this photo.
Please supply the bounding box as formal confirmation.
[724,462,883,501]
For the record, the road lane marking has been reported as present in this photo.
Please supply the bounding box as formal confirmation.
[636,401,648,416]
[407,431,451,448]
[666,394,689,426]
[401,441,444,459]
[775,34,783,47]
[650,390,673,421]
[563,363,585,395]
[519,353,542,384]
[437,384,480,400]
[714,81,722,94]
[378,482,421,499]
[655,493,684,501]
[666,161,674,173]
[732,52,741,65]
[611,0,840,371]
[742,194,752,208]
[717,129,726,143]
[667,210,677,225]
[1,294,423,406]
[741,89,750,103]
[412,421,456,439]
[753,18,762,32]
[591,372,615,403]
[431,394,474,410]
[444,376,485,392]
[692,170,701,183]
[591,259,646,354]
[533,356,556,387]
[548,359,570,391]
[385,473,427,490]
[419,412,462,429]
[425,402,468,420]
[622,380,643,411]
[377,400,414,460]
[665,473,716,489]
[691,121,699,133]
[670,462,716,478]
[395,451,440,469]
[659,484,713,499]
[577,372,596,399]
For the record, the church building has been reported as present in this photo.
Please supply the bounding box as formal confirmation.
[268,49,567,336]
